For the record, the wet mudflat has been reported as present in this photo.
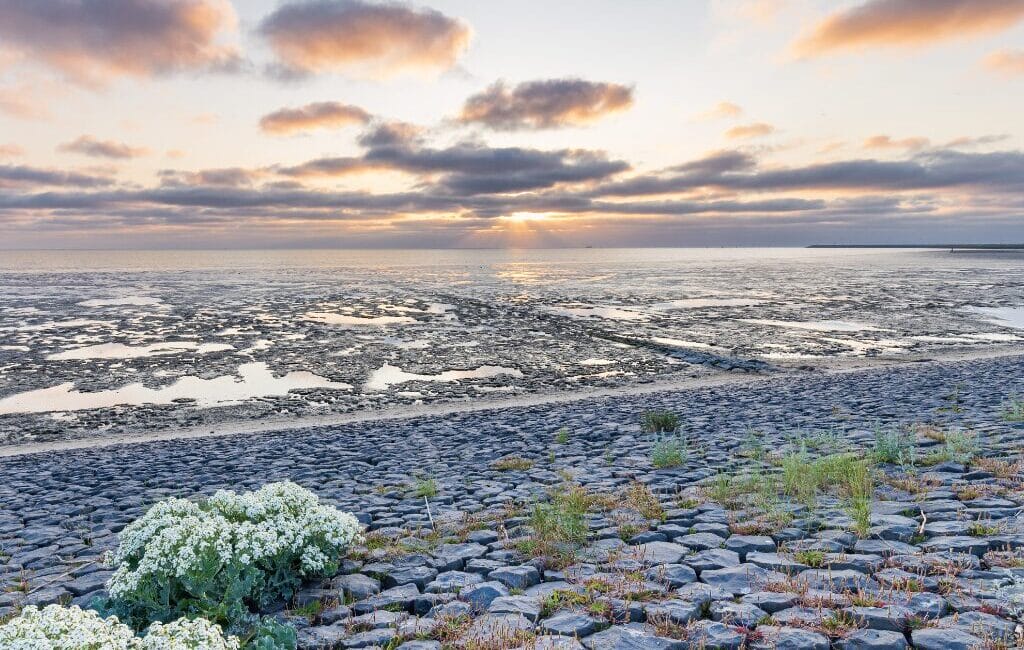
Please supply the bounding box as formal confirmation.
[1,248,1022,446]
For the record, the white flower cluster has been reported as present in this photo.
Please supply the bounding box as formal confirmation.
[141,617,241,650]
[107,481,363,599]
[0,605,238,650]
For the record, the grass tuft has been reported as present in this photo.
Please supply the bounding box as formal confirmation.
[650,432,688,469]
[492,456,535,471]
[641,410,679,434]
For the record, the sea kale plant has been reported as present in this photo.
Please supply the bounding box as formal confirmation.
[0,604,240,649]
[104,481,362,644]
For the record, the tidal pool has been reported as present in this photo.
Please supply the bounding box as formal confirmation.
[0,362,350,415]
[363,363,523,391]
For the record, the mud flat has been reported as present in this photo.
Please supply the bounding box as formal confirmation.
[2,353,1023,648]
[3,247,1024,447]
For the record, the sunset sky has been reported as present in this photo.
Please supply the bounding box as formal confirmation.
[1,0,1023,249]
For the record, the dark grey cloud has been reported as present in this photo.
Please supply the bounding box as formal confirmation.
[259,0,471,78]
[597,149,1024,197]
[259,102,372,135]
[4,146,1024,247]
[0,0,241,86]
[158,167,260,187]
[458,79,634,131]
[280,123,630,194]
[58,136,148,160]
[0,164,113,189]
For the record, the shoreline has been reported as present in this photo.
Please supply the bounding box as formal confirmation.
[3,344,1021,459]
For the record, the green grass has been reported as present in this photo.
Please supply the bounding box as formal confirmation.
[555,428,570,444]
[517,483,591,566]
[785,427,843,451]
[624,481,665,520]
[794,550,826,568]
[1001,394,1024,422]
[414,477,439,498]
[650,433,687,468]
[968,520,1000,537]
[539,589,592,617]
[740,428,767,460]
[289,599,325,622]
[919,430,977,466]
[781,451,875,536]
[641,410,679,434]
[872,425,916,466]
[493,456,535,471]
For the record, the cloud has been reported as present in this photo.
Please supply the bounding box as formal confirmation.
[159,167,262,187]
[58,136,148,160]
[793,0,1024,57]
[596,148,1024,197]
[0,164,112,189]
[696,101,743,121]
[984,49,1024,75]
[281,125,630,195]
[259,101,372,135]
[457,79,634,130]
[725,122,775,139]
[0,144,25,157]
[0,0,241,86]
[276,121,629,195]
[259,0,471,78]
[863,134,931,151]
[944,134,1010,148]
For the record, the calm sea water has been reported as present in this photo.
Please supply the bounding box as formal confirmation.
[1,248,1022,439]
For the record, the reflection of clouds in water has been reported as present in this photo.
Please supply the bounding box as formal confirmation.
[0,362,351,415]
[306,311,417,326]
[48,341,233,360]
[363,363,522,391]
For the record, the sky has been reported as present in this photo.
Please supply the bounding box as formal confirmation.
[1,0,1023,249]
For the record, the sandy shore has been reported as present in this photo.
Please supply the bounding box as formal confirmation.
[3,345,1020,458]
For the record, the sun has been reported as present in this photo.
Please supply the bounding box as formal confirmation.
[500,212,550,223]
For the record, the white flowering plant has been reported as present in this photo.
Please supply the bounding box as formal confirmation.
[0,604,239,649]
[103,481,361,646]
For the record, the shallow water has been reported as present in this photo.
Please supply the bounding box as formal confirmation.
[1,248,1022,441]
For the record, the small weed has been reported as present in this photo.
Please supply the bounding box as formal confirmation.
[414,477,439,498]
[516,482,596,567]
[955,485,982,501]
[539,589,592,617]
[820,610,860,636]
[937,383,965,414]
[289,600,325,623]
[1000,394,1024,422]
[493,456,535,471]
[740,428,767,460]
[641,410,679,434]
[624,481,665,521]
[968,520,1000,537]
[786,427,843,451]
[794,550,827,568]
[872,425,916,466]
[972,456,1022,479]
[651,432,688,469]
[555,428,570,444]
[919,430,977,466]
[849,589,886,607]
